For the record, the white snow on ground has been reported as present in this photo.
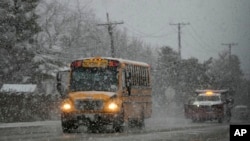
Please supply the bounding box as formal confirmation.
[146,105,191,130]
[0,120,60,128]
[0,105,233,141]
[0,105,192,130]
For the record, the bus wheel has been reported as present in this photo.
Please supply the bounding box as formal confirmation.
[113,110,127,132]
[61,113,77,133]
[62,120,77,133]
[138,111,145,129]
[113,125,123,133]
[113,120,125,133]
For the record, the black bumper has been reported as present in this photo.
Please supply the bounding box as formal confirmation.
[61,112,123,125]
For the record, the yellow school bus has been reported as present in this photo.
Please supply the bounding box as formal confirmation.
[56,57,152,133]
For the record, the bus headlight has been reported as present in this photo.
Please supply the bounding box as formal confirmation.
[108,102,118,111]
[62,103,72,111]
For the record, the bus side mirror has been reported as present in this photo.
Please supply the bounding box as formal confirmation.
[57,72,62,81]
[56,71,69,98]
[56,72,64,96]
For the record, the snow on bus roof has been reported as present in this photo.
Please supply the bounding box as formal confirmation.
[74,57,150,66]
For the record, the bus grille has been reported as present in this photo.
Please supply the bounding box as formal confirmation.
[75,100,103,111]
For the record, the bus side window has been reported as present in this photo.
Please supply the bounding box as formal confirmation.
[142,68,146,86]
[139,66,142,86]
[145,69,149,86]
[122,70,126,88]
[136,66,139,86]
[131,66,135,86]
[125,71,132,96]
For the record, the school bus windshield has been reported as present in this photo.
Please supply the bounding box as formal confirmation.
[70,67,118,92]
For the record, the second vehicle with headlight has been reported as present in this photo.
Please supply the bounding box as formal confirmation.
[184,89,232,123]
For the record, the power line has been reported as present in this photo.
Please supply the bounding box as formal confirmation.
[125,22,175,38]
[221,43,238,59]
[188,25,217,53]
[97,13,124,57]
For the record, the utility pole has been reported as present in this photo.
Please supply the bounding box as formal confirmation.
[170,22,190,60]
[221,43,238,60]
[97,13,124,57]
[221,43,238,92]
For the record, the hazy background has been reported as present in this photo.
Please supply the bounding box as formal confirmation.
[77,0,250,76]
[0,0,249,123]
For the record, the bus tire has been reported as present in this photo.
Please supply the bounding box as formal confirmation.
[61,114,78,133]
[138,118,145,129]
[113,106,127,132]
[62,120,76,133]
[113,124,124,133]
[113,117,125,132]
[138,111,145,129]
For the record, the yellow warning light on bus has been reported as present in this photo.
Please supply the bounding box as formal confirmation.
[206,91,213,95]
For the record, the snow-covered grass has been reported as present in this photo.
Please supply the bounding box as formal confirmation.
[0,120,60,128]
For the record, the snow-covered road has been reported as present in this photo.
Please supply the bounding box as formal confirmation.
[0,111,234,141]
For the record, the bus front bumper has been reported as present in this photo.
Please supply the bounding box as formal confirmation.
[61,112,123,126]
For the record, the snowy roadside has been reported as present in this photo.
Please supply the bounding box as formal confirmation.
[145,105,220,132]
[0,120,60,129]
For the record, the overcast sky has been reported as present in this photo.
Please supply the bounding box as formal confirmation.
[75,0,250,76]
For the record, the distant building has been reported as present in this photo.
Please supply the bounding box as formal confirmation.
[0,84,37,95]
